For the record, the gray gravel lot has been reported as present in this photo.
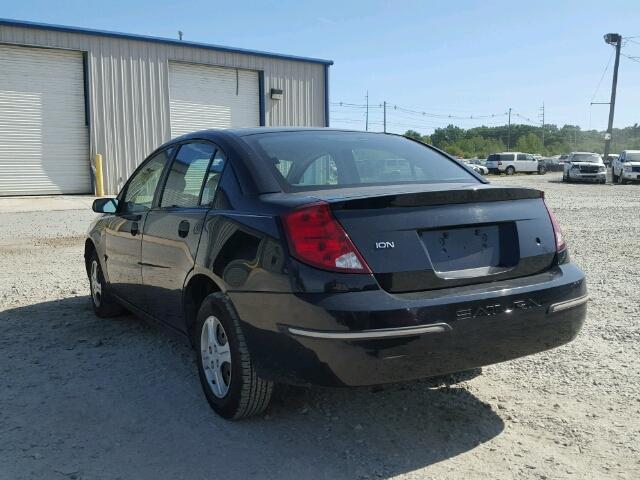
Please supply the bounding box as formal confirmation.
[1,172,639,479]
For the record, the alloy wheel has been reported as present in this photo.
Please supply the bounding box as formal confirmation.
[90,260,102,307]
[201,316,232,398]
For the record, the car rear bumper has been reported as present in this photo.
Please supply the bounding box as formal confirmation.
[229,263,587,387]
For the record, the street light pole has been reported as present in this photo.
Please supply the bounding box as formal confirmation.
[603,33,622,168]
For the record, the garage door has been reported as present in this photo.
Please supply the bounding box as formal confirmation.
[169,62,260,137]
[0,45,90,195]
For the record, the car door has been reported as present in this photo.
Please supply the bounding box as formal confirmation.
[141,141,223,331]
[105,148,173,309]
[515,153,528,172]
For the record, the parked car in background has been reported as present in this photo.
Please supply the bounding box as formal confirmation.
[85,128,587,419]
[542,157,564,172]
[612,150,640,184]
[562,152,606,183]
[486,152,546,175]
[462,159,488,175]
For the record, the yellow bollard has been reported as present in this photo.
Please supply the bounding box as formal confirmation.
[95,154,104,197]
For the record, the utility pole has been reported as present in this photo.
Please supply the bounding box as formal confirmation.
[365,91,369,132]
[178,30,183,40]
[539,102,545,149]
[507,108,512,150]
[383,101,387,133]
[603,33,622,165]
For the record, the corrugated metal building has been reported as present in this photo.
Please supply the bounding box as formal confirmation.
[0,18,332,195]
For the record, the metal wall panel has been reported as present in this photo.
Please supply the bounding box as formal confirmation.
[0,24,327,194]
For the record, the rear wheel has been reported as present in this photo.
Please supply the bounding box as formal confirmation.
[88,251,123,317]
[538,165,547,175]
[618,172,625,185]
[612,169,619,182]
[505,166,515,176]
[195,293,273,419]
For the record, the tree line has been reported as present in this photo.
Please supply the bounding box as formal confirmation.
[404,123,640,158]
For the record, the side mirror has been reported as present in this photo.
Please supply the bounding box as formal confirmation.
[92,198,118,213]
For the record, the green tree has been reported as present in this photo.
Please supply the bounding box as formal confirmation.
[404,130,431,144]
[516,133,544,153]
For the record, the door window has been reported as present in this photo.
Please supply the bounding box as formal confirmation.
[516,154,527,161]
[160,142,215,208]
[502,154,515,161]
[121,149,173,213]
[200,150,227,206]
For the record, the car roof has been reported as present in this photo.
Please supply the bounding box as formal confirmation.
[623,150,640,153]
[570,151,600,155]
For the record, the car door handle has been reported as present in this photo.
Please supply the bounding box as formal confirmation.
[178,220,190,238]
[131,221,139,236]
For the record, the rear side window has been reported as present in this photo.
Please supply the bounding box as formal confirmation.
[516,154,527,161]
[502,154,515,161]
[200,150,226,206]
[243,131,477,191]
[160,142,215,208]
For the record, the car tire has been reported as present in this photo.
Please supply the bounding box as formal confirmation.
[538,166,547,175]
[88,251,124,318]
[612,170,618,182]
[195,293,274,420]
[618,172,625,185]
[505,166,515,176]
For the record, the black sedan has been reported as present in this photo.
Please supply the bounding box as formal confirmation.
[86,128,587,419]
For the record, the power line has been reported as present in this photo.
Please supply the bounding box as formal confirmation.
[621,52,640,63]
[591,49,615,103]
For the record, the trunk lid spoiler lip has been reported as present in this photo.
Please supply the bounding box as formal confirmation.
[324,185,543,210]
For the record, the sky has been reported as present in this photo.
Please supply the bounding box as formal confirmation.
[2,0,639,135]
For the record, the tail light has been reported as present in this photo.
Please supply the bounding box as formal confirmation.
[544,200,566,252]
[281,202,371,273]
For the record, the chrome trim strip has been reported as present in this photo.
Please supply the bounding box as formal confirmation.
[288,323,451,340]
[548,295,588,314]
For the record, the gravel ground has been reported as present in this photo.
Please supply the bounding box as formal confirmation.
[1,172,639,479]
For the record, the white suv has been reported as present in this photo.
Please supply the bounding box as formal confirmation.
[486,152,544,175]
[612,150,640,184]
[562,152,606,184]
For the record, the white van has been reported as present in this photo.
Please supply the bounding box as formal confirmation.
[486,152,543,175]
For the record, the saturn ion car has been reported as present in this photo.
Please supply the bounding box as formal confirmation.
[86,128,587,419]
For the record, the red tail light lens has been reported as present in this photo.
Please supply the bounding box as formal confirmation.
[544,200,566,252]
[281,202,371,273]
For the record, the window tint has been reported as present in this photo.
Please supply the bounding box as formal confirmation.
[516,154,527,161]
[122,149,173,212]
[502,154,515,161]
[244,131,476,191]
[161,142,215,208]
[200,150,226,206]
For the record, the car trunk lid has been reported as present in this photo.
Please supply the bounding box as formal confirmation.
[316,183,556,293]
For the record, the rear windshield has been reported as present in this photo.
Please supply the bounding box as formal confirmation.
[243,131,477,191]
